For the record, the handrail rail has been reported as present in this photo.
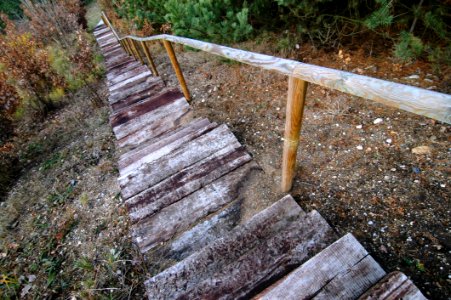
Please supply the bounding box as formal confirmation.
[101,15,451,124]
[99,12,450,192]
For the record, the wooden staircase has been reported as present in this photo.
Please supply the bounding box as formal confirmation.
[93,21,427,300]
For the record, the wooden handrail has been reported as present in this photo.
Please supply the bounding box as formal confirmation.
[100,12,450,192]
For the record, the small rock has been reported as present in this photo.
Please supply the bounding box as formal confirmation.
[384,175,390,182]
[386,138,392,144]
[368,221,374,225]
[404,74,420,80]
[412,145,432,155]
[406,236,413,242]
[356,145,363,150]
[373,118,383,124]
[356,124,363,129]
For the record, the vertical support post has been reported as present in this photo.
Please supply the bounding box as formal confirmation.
[281,76,308,192]
[140,41,159,76]
[125,39,135,58]
[163,40,191,101]
[119,40,128,55]
[131,39,144,64]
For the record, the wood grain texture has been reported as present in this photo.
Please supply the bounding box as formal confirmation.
[126,145,252,223]
[106,62,143,81]
[107,65,149,86]
[312,255,386,300]
[118,118,215,176]
[119,124,238,199]
[164,199,243,261]
[131,39,145,64]
[132,162,256,253]
[145,196,337,300]
[141,41,159,76]
[112,95,186,140]
[257,233,369,299]
[110,89,183,128]
[116,103,191,149]
[114,33,450,124]
[163,40,191,101]
[358,272,427,300]
[109,71,152,92]
[108,77,161,104]
[281,77,308,192]
[111,81,166,112]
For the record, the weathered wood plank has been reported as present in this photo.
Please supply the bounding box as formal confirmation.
[127,145,252,223]
[111,81,166,112]
[145,196,337,300]
[106,62,143,81]
[97,32,114,41]
[98,38,118,49]
[358,272,427,300]
[116,102,191,149]
[112,96,188,140]
[132,162,257,252]
[99,39,119,50]
[108,77,162,104]
[109,71,152,93]
[312,256,386,300]
[119,124,237,199]
[93,27,110,37]
[118,118,215,176]
[257,233,370,299]
[164,199,243,261]
[105,58,137,73]
[111,89,183,128]
[103,47,125,60]
[107,65,149,86]
[120,33,451,123]
[104,55,133,69]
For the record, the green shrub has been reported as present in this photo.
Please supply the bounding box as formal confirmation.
[163,0,253,43]
[0,0,22,19]
[394,31,424,61]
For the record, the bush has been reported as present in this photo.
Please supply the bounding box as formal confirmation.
[0,0,22,19]
[0,16,66,117]
[164,0,253,43]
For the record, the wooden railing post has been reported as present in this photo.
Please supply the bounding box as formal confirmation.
[281,77,308,192]
[162,40,191,101]
[131,39,144,64]
[125,39,135,58]
[140,41,159,76]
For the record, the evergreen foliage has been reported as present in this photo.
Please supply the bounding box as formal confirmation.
[101,0,451,64]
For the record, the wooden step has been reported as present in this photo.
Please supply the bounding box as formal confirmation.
[256,233,386,300]
[118,118,215,176]
[116,102,191,149]
[112,95,188,141]
[144,195,337,299]
[108,77,162,104]
[110,89,183,129]
[109,71,153,93]
[126,144,252,223]
[111,81,166,112]
[107,65,150,86]
[119,124,239,199]
[105,57,137,72]
[106,62,144,82]
[160,198,243,261]
[358,272,427,300]
[132,162,258,253]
